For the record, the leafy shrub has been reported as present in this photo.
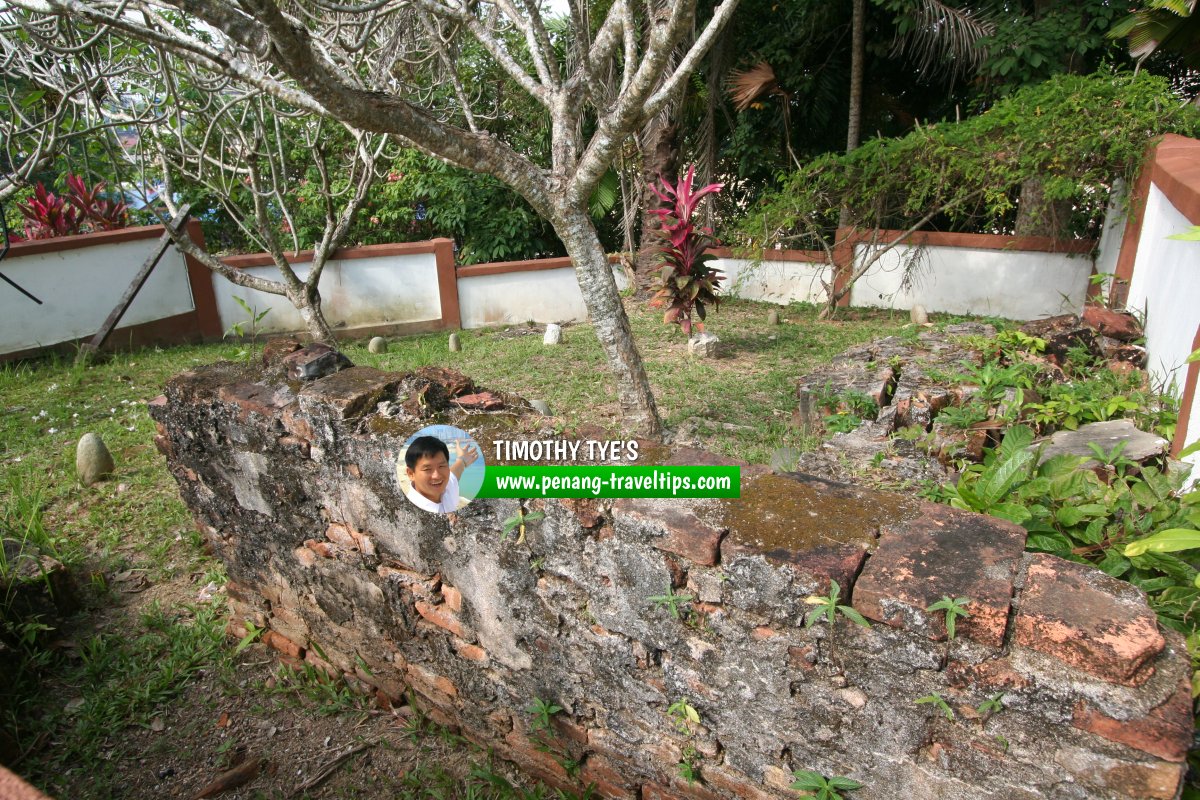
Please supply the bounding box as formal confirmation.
[16,174,129,239]
[647,165,724,336]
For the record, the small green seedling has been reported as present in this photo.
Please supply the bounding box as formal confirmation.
[233,621,264,656]
[649,586,694,620]
[926,596,971,640]
[804,580,871,629]
[916,692,955,721]
[502,509,545,543]
[525,697,562,732]
[976,693,1004,718]
[667,697,700,733]
[790,769,863,799]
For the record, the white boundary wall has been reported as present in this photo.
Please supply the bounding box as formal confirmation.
[0,235,194,355]
[458,265,628,329]
[214,251,442,335]
[714,256,830,306]
[849,243,1092,320]
[1126,184,1200,478]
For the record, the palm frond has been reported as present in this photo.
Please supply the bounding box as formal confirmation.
[890,0,995,79]
[727,61,780,112]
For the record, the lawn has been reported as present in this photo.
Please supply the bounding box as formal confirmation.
[0,297,913,799]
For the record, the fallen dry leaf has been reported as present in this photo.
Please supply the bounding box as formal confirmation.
[191,757,263,799]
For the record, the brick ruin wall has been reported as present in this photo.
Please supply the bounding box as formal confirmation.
[149,358,1193,800]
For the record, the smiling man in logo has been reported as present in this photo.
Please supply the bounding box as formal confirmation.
[403,435,480,514]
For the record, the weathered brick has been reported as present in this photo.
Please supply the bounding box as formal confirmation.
[260,336,303,366]
[298,367,397,419]
[853,502,1026,646]
[1072,673,1193,761]
[442,585,463,613]
[560,497,604,528]
[325,522,357,548]
[303,648,339,677]
[280,403,314,441]
[262,630,304,660]
[751,626,778,641]
[1014,553,1164,685]
[378,564,440,598]
[218,381,287,421]
[946,658,1030,692]
[294,545,317,568]
[640,779,721,800]
[277,434,310,457]
[612,498,726,566]
[1082,304,1141,341]
[154,434,172,456]
[501,730,571,787]
[406,662,457,700]
[415,600,467,638]
[549,716,588,746]
[580,754,637,800]
[305,539,334,558]
[452,640,488,663]
[701,764,786,800]
[1055,746,1185,800]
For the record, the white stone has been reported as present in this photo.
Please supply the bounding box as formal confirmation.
[76,432,115,486]
[543,323,562,345]
[910,304,929,325]
[767,309,780,325]
[449,333,462,352]
[687,332,720,358]
[367,336,388,354]
[530,400,551,416]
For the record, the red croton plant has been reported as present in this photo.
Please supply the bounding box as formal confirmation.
[646,165,724,336]
[16,174,129,240]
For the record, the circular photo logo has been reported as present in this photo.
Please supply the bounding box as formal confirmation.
[396,424,485,514]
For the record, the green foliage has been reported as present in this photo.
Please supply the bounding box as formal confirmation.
[525,697,563,733]
[648,586,694,620]
[822,413,865,434]
[738,71,1200,249]
[667,697,701,733]
[915,692,956,721]
[223,296,271,363]
[926,596,971,640]
[976,693,1005,718]
[804,579,872,629]
[501,509,545,543]
[1169,225,1200,241]
[790,769,863,799]
[977,1,1125,89]
[936,401,990,430]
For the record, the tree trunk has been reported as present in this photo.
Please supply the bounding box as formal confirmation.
[635,117,680,293]
[556,206,662,438]
[291,285,336,343]
[1013,177,1073,238]
[846,0,866,154]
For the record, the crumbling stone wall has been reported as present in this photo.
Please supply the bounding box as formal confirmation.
[150,357,1192,800]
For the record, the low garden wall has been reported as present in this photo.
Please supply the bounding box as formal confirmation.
[848,231,1094,320]
[149,353,1192,800]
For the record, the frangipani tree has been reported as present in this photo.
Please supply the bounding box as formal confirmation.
[6,0,741,437]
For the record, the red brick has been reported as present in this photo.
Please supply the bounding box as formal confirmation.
[294,545,318,568]
[154,435,172,456]
[305,539,333,558]
[590,726,680,767]
[378,564,440,598]
[613,498,726,566]
[415,600,466,638]
[501,730,571,785]
[1073,673,1192,761]
[218,381,286,421]
[1014,554,1164,686]
[347,463,362,478]
[549,716,589,746]
[453,640,489,663]
[262,630,304,660]
[454,391,504,410]
[852,503,1026,647]
[640,779,722,800]
[406,662,458,700]
[350,531,376,557]
[580,754,637,799]
[280,404,314,441]
[752,626,779,640]
[261,336,303,366]
[442,585,463,613]
[325,522,357,548]
[298,367,398,419]
[701,764,785,800]
[1082,305,1141,341]
[787,645,816,671]
[149,394,168,409]
[303,649,339,677]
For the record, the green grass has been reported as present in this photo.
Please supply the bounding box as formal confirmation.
[350,298,914,463]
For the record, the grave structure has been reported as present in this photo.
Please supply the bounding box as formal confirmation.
[149,348,1192,800]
